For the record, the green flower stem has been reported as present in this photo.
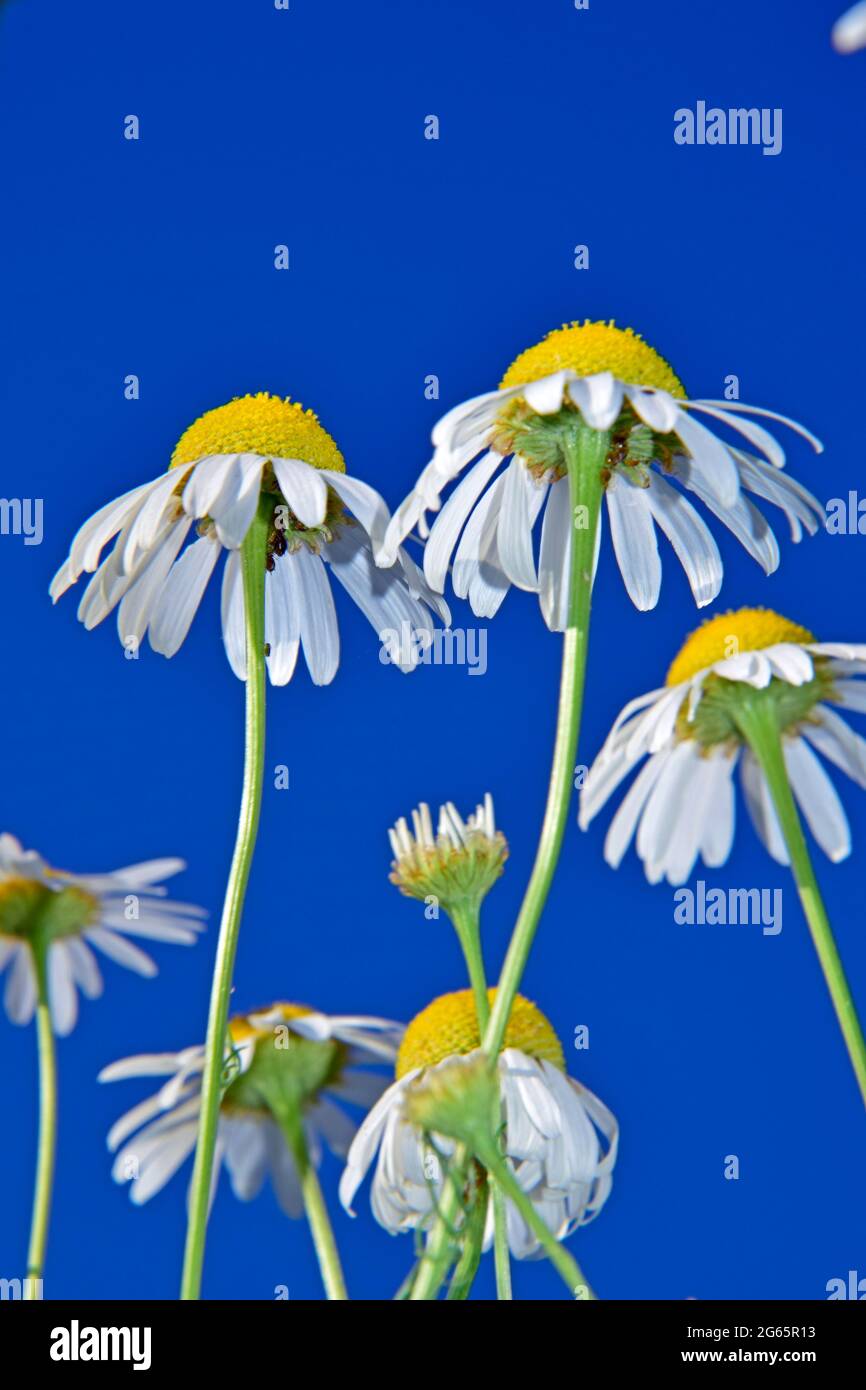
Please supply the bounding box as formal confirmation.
[449,902,489,1030]
[180,502,270,1301]
[491,1183,512,1300]
[734,694,866,1110]
[24,941,56,1299]
[446,1169,486,1300]
[482,424,608,1059]
[448,903,512,1298]
[477,1143,595,1300]
[273,1100,348,1301]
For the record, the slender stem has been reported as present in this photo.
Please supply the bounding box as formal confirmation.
[180,505,269,1300]
[491,1182,513,1300]
[24,942,55,1299]
[479,1145,595,1300]
[735,695,866,1110]
[449,902,489,1030]
[483,425,608,1058]
[446,1169,486,1300]
[274,1102,348,1301]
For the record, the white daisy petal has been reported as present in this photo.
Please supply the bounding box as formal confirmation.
[423,453,503,593]
[522,370,570,415]
[644,473,723,608]
[321,471,391,552]
[740,750,789,865]
[149,535,221,658]
[834,1,866,52]
[264,552,301,687]
[538,478,572,633]
[293,548,340,685]
[220,549,247,681]
[672,409,740,508]
[5,943,37,1025]
[785,737,851,863]
[498,457,542,592]
[802,706,866,790]
[86,927,158,977]
[211,454,264,549]
[605,476,661,611]
[270,457,328,528]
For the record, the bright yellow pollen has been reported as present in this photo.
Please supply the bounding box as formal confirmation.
[499,320,686,398]
[170,393,345,473]
[229,1001,312,1044]
[396,988,564,1079]
[666,608,816,687]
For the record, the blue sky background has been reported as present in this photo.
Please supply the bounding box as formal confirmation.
[1,0,864,1301]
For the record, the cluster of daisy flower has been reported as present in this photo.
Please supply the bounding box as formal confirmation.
[7,307,864,1303]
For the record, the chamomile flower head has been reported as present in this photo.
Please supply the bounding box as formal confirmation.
[339,988,617,1259]
[0,835,204,1036]
[833,3,866,52]
[379,320,823,624]
[388,793,507,915]
[579,607,866,884]
[51,392,449,686]
[100,1003,403,1212]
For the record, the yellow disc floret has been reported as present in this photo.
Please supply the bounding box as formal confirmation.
[170,393,345,473]
[229,1001,313,1044]
[500,320,686,398]
[396,988,565,1079]
[666,608,816,687]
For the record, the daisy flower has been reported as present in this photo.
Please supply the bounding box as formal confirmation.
[578,607,866,884]
[0,833,204,1036]
[388,793,507,914]
[51,392,448,684]
[101,1003,403,1213]
[340,988,617,1262]
[833,3,866,52]
[378,321,823,622]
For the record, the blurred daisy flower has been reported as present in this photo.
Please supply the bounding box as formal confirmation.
[379,321,822,622]
[51,392,448,684]
[0,834,204,1036]
[833,3,866,52]
[340,988,617,1261]
[102,1003,402,1212]
[579,608,866,883]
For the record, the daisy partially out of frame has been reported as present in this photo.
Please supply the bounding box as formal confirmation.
[379,321,823,623]
[102,1003,403,1300]
[833,3,866,52]
[0,833,202,1298]
[340,989,617,1293]
[0,833,204,1036]
[579,607,866,1110]
[51,392,448,684]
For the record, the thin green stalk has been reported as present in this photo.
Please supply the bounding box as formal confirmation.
[734,695,866,1109]
[274,1102,348,1301]
[482,424,608,1057]
[491,1182,512,1299]
[448,904,512,1298]
[446,1169,486,1300]
[450,902,489,1030]
[24,942,55,1299]
[180,503,270,1300]
[478,1144,595,1300]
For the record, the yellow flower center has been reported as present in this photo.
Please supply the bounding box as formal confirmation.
[229,1001,313,1044]
[666,608,816,687]
[170,393,345,473]
[396,988,564,1079]
[499,320,686,397]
